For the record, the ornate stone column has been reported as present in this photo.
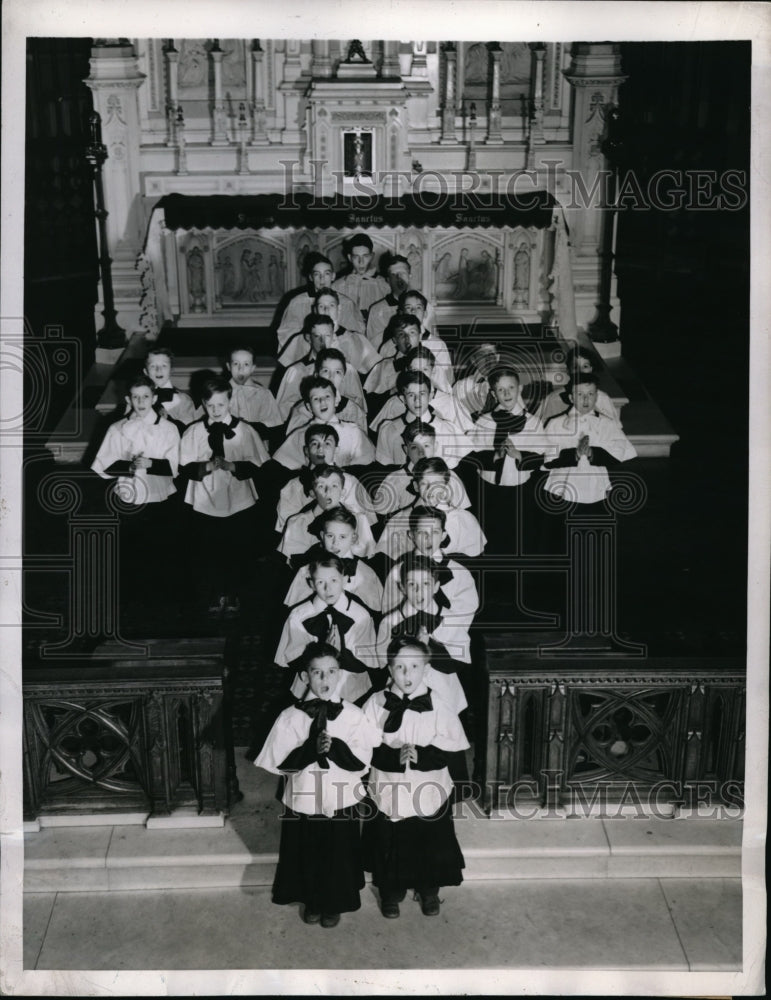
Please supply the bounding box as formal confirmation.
[210,40,229,145]
[485,43,503,144]
[439,43,457,144]
[85,41,146,339]
[279,39,304,144]
[250,41,270,144]
[311,39,332,78]
[381,40,400,79]
[164,41,179,147]
[564,43,627,348]
[412,41,428,77]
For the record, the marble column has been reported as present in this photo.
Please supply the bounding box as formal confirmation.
[439,43,457,144]
[250,42,270,144]
[311,39,332,78]
[564,42,627,346]
[412,40,428,77]
[164,41,179,146]
[210,40,229,145]
[85,41,146,337]
[279,39,304,144]
[381,40,400,79]
[485,43,503,144]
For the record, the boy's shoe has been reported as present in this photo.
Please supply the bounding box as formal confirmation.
[381,900,400,919]
[320,913,340,928]
[417,890,440,916]
[303,909,321,925]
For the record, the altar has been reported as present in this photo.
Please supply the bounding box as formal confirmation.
[141,190,577,333]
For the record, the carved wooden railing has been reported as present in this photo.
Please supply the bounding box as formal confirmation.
[483,650,745,815]
[23,639,229,822]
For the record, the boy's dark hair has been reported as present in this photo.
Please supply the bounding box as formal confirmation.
[303,312,335,335]
[308,554,345,577]
[488,367,520,391]
[299,640,341,671]
[565,344,600,373]
[345,233,374,254]
[227,345,256,364]
[398,551,438,586]
[396,368,432,395]
[315,505,357,532]
[413,456,450,482]
[408,504,447,532]
[313,286,340,305]
[304,422,340,447]
[402,420,436,444]
[145,346,174,362]
[200,376,233,401]
[398,289,427,311]
[303,252,334,278]
[405,345,436,369]
[310,463,345,487]
[387,634,430,663]
[314,347,347,372]
[127,374,157,394]
[571,372,601,390]
[300,375,336,404]
[384,253,410,272]
[388,313,421,340]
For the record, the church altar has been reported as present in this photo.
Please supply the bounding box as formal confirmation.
[141,190,579,333]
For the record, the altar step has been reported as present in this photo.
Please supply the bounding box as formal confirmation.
[25,754,741,894]
[45,333,679,464]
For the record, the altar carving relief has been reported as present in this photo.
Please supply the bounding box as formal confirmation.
[213,235,286,307]
[432,233,500,302]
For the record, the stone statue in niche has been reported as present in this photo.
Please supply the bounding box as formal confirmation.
[345,39,370,63]
[405,242,424,290]
[512,243,531,307]
[187,246,206,312]
[178,39,208,88]
[267,254,284,297]
[343,131,373,178]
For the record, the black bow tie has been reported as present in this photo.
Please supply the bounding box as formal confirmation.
[392,610,442,640]
[204,417,238,457]
[303,606,355,644]
[489,409,528,483]
[155,387,177,403]
[393,355,410,373]
[338,555,358,578]
[470,390,496,422]
[297,698,343,726]
[382,689,433,733]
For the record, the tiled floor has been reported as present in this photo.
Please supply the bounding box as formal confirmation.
[24,876,741,971]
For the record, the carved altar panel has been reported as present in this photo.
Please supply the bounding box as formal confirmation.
[212,232,287,309]
[432,230,502,304]
[396,229,427,291]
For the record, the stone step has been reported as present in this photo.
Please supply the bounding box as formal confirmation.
[25,756,742,893]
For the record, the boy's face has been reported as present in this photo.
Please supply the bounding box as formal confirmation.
[307,323,335,354]
[401,380,431,417]
[572,383,598,414]
[473,345,500,378]
[316,294,340,325]
[394,325,421,356]
[348,245,373,275]
[301,655,341,700]
[227,350,256,384]
[310,565,345,605]
[308,386,336,422]
[387,262,410,296]
[492,375,520,411]
[402,568,438,610]
[416,472,450,507]
[389,646,428,695]
[203,390,231,422]
[304,433,337,467]
[321,521,357,557]
[144,353,171,386]
[317,359,345,392]
[575,356,594,374]
[312,473,344,509]
[402,296,425,323]
[404,433,437,465]
[126,385,157,417]
[310,261,334,291]
[409,516,445,557]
